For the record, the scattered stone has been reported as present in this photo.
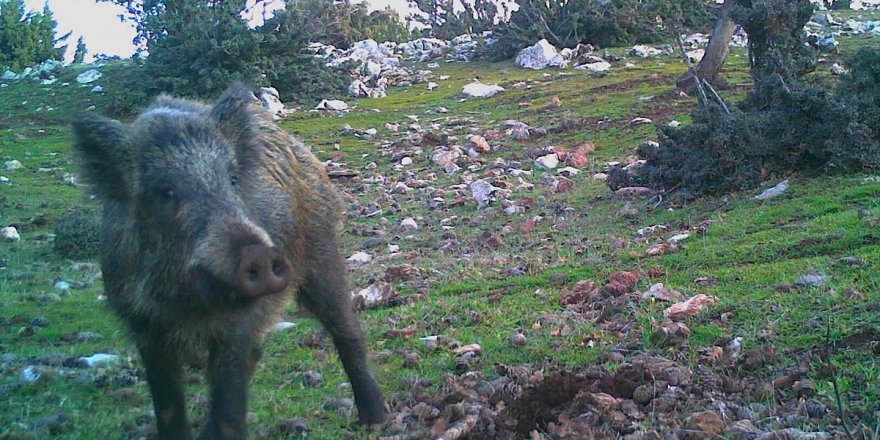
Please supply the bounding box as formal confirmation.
[613,186,652,200]
[667,233,690,244]
[516,39,566,69]
[642,283,685,302]
[664,294,719,320]
[508,330,527,347]
[76,69,102,84]
[351,282,400,310]
[794,274,826,288]
[462,82,504,98]
[468,135,491,153]
[470,180,500,207]
[725,419,762,440]
[684,411,725,440]
[576,61,611,73]
[78,353,120,368]
[90,85,103,93]
[535,154,560,169]
[2,226,20,241]
[300,370,322,388]
[755,180,789,200]
[629,117,653,126]
[400,217,419,231]
[322,397,354,415]
[831,63,847,75]
[346,251,372,265]
[315,99,349,111]
[631,45,663,58]
[5,159,23,170]
[273,321,296,332]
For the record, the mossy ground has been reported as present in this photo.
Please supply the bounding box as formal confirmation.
[1,21,879,439]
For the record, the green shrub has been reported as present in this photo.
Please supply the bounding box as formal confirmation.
[627,2,880,200]
[0,0,69,72]
[54,209,101,260]
[483,0,714,61]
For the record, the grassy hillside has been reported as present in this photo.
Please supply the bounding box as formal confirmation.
[1,20,879,439]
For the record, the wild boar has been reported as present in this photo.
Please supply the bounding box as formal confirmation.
[71,83,385,439]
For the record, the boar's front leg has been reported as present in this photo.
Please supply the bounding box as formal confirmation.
[139,337,192,440]
[299,247,386,427]
[198,336,261,440]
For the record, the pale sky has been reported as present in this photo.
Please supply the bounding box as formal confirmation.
[23,0,415,63]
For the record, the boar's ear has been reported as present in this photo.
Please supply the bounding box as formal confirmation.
[210,82,266,143]
[71,114,130,201]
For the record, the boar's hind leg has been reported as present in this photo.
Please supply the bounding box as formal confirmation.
[139,338,192,440]
[199,337,261,440]
[299,250,386,426]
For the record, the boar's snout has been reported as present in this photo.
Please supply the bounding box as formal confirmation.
[236,245,292,298]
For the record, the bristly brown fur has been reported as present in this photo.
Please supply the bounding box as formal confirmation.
[71,82,385,440]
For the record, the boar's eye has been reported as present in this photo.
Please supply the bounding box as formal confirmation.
[230,176,238,187]
[159,188,176,202]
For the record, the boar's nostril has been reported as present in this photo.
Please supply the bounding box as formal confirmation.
[236,245,292,298]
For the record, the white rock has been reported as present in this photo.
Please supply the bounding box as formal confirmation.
[470,180,499,207]
[631,45,662,58]
[592,173,608,181]
[667,233,690,244]
[76,69,102,84]
[54,280,71,294]
[558,166,580,177]
[273,321,296,332]
[668,120,682,128]
[535,154,560,169]
[364,60,382,77]
[439,75,450,80]
[2,70,16,80]
[831,63,847,75]
[400,217,419,231]
[41,78,57,85]
[258,87,285,118]
[90,85,103,93]
[316,99,349,111]
[462,82,504,98]
[755,179,789,200]
[0,176,8,183]
[516,39,561,70]
[79,353,120,368]
[19,366,42,383]
[400,157,413,166]
[576,61,611,73]
[630,117,653,126]
[5,160,23,170]
[346,251,373,265]
[427,81,438,91]
[2,226,20,241]
[686,49,705,63]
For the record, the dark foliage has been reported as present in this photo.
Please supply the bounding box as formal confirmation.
[54,209,101,260]
[629,0,880,199]
[408,0,506,39]
[0,0,69,72]
[98,0,395,100]
[484,0,715,61]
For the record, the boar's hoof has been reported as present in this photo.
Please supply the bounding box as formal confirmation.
[236,245,292,297]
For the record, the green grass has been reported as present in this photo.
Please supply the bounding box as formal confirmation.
[2,29,880,438]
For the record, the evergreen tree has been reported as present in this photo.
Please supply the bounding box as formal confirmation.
[0,0,68,71]
[73,36,87,64]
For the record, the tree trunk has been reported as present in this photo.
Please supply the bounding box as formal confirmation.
[677,0,737,90]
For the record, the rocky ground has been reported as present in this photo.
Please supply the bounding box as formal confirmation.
[2,8,880,440]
